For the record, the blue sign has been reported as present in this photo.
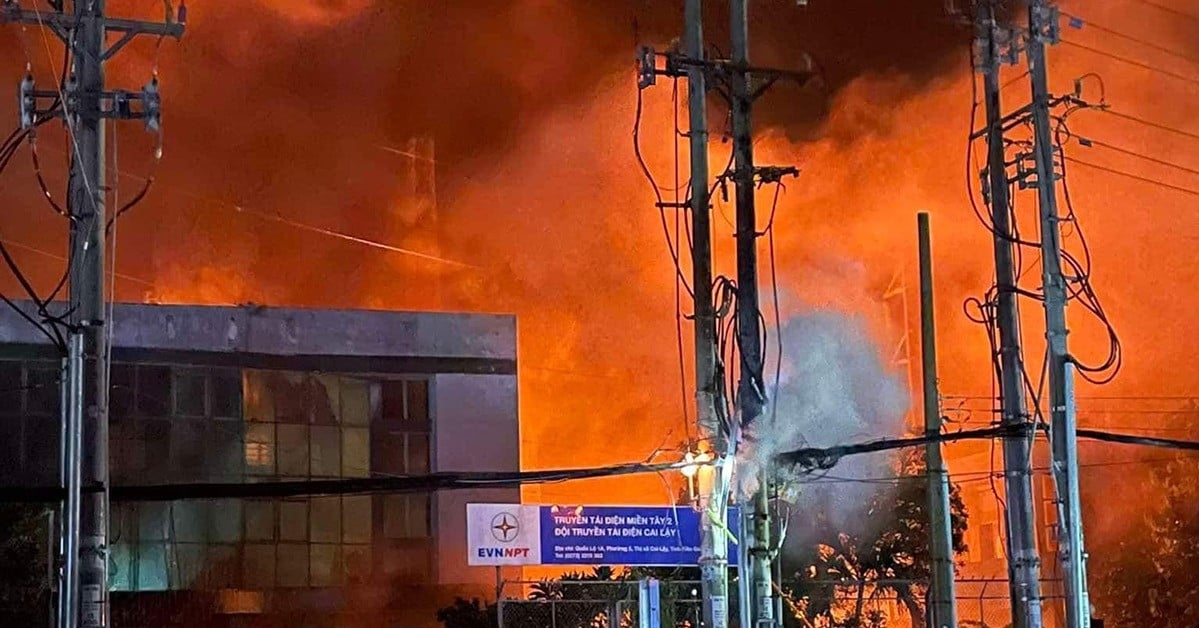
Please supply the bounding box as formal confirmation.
[539,506,740,566]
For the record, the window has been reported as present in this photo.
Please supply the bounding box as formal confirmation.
[175,370,207,417]
[382,494,430,539]
[26,365,59,416]
[0,360,24,412]
[137,366,172,416]
[245,423,275,474]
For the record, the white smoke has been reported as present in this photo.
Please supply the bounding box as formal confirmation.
[735,311,909,514]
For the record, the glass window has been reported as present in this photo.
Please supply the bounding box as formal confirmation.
[408,433,430,474]
[206,544,239,590]
[274,374,309,424]
[310,496,341,544]
[206,421,244,480]
[111,503,138,547]
[340,379,370,426]
[0,361,22,413]
[375,432,406,476]
[408,494,430,538]
[276,544,309,588]
[138,503,169,542]
[381,381,407,421]
[310,544,340,587]
[170,419,207,481]
[110,543,133,592]
[279,500,308,542]
[137,366,172,417]
[0,419,17,477]
[137,543,169,591]
[173,543,205,590]
[245,500,275,541]
[211,370,241,418]
[171,501,207,543]
[311,375,340,425]
[244,543,276,589]
[25,414,60,484]
[208,499,243,543]
[342,427,369,478]
[175,370,207,417]
[26,365,59,415]
[382,495,430,540]
[109,364,135,420]
[245,423,275,475]
[406,380,429,423]
[276,424,309,477]
[310,425,341,478]
[243,371,275,422]
[142,419,171,477]
[343,496,371,544]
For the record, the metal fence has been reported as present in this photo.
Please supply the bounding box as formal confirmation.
[495,578,1058,628]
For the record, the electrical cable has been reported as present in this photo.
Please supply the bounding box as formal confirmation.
[1124,0,1199,23]
[634,83,695,298]
[1073,135,1199,178]
[1065,156,1199,199]
[670,76,692,441]
[766,184,784,435]
[1094,107,1199,145]
[1060,39,1199,88]
[1062,12,1199,67]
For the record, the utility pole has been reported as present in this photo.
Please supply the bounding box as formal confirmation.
[973,3,1045,627]
[3,2,184,626]
[917,212,957,628]
[1025,2,1090,626]
[682,2,732,628]
[637,7,811,626]
[727,2,775,626]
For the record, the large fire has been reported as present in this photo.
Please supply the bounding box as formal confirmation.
[1,0,1196,618]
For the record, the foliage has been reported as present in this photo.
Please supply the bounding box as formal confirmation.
[436,597,498,628]
[1092,456,1199,628]
[780,449,969,628]
[0,503,50,625]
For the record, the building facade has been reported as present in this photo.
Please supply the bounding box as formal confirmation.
[0,303,519,626]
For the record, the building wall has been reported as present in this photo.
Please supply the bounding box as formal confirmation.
[431,373,521,588]
[0,303,519,622]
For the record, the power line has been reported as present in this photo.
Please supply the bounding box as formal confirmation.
[1072,135,1199,178]
[1060,39,1199,88]
[1065,156,1199,199]
[1063,12,1199,67]
[1124,0,1199,23]
[1096,107,1199,144]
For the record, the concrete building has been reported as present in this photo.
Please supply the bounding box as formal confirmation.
[0,302,519,626]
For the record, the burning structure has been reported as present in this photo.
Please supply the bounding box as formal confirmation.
[0,302,520,626]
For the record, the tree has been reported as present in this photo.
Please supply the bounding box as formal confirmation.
[780,450,969,628]
[0,503,51,625]
[1092,456,1199,628]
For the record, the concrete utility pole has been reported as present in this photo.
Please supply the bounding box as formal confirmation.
[682,2,732,628]
[727,2,776,626]
[1024,2,1090,626]
[917,212,958,628]
[2,2,184,626]
[973,3,1045,627]
[637,7,811,626]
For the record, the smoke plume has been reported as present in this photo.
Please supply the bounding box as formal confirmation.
[736,312,909,508]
